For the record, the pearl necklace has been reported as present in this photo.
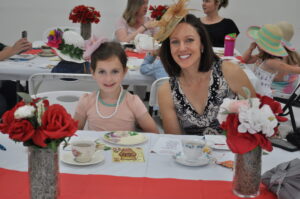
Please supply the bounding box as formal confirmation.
[96,86,123,119]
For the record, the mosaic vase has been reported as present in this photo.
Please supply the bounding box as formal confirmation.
[232,146,262,198]
[28,146,59,199]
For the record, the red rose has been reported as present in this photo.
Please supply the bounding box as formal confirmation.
[8,120,35,142]
[0,101,26,133]
[32,104,78,147]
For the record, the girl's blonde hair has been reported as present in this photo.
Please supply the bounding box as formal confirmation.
[285,48,300,66]
[123,0,144,27]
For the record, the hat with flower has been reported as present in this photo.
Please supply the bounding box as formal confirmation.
[276,21,296,51]
[247,24,288,57]
[153,0,190,42]
[47,29,85,63]
[83,35,108,60]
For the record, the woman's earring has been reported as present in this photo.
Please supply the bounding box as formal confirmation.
[201,48,204,53]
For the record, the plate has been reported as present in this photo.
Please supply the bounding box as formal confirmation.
[61,150,104,166]
[174,152,210,167]
[103,131,147,146]
[9,54,36,61]
[38,52,56,57]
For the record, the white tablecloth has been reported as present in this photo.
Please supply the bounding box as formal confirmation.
[0,130,298,181]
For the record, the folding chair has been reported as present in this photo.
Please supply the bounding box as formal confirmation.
[274,82,300,133]
[148,77,169,133]
[28,73,98,115]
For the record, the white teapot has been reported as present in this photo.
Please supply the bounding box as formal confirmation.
[134,34,160,52]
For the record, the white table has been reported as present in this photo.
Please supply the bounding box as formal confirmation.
[0,56,155,87]
[1,130,294,198]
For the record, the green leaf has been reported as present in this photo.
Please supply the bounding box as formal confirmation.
[17,92,32,103]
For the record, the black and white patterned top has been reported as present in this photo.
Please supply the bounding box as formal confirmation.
[169,60,235,135]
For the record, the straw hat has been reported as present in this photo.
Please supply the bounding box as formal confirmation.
[247,24,288,57]
[48,30,85,63]
[153,0,190,42]
[276,21,295,51]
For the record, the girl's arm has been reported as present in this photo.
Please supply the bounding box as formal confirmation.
[136,113,159,133]
[242,42,259,64]
[158,82,182,134]
[266,59,300,74]
[222,61,256,97]
[73,113,86,130]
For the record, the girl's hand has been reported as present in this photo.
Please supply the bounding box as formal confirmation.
[249,42,257,51]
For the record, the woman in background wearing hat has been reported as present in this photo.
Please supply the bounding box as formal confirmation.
[47,29,90,74]
[115,0,156,43]
[272,21,300,95]
[200,0,239,47]
[242,24,300,98]
[155,0,255,135]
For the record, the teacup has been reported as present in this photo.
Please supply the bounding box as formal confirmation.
[182,138,205,162]
[71,140,96,163]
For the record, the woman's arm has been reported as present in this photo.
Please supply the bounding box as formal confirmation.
[242,42,259,64]
[115,20,155,43]
[136,112,159,133]
[0,38,32,61]
[222,61,256,97]
[158,82,182,134]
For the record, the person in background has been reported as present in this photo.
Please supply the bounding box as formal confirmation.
[115,0,156,43]
[271,21,300,95]
[200,0,239,47]
[0,38,31,116]
[74,40,158,133]
[242,24,300,98]
[47,29,90,74]
[140,50,168,79]
[155,0,255,135]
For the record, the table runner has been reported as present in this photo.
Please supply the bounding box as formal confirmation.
[0,168,276,199]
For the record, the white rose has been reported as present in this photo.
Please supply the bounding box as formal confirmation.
[14,105,36,119]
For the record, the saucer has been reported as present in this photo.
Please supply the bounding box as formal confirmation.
[61,151,104,166]
[174,152,210,167]
[38,52,56,57]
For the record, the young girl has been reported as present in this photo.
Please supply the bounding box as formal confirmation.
[242,24,300,97]
[74,40,158,133]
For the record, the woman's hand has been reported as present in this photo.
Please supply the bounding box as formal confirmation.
[12,38,32,54]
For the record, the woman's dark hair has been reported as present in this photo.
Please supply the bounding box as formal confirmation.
[159,14,218,77]
[91,42,128,72]
[216,0,228,10]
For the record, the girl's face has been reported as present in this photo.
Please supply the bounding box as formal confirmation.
[137,0,149,16]
[202,0,219,14]
[92,56,127,93]
[169,23,202,70]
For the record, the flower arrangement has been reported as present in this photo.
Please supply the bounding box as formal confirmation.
[47,29,84,61]
[149,5,169,20]
[0,93,78,151]
[217,88,287,154]
[69,5,101,24]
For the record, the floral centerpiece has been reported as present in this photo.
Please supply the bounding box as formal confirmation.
[217,88,287,197]
[149,5,169,20]
[0,92,78,199]
[69,5,101,40]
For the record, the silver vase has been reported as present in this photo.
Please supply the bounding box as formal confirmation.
[233,147,262,198]
[80,23,91,40]
[28,146,59,199]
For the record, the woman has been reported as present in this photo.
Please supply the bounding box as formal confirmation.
[200,0,239,47]
[155,0,255,135]
[115,0,156,42]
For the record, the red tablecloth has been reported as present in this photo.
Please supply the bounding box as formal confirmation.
[0,168,276,199]
[125,50,146,59]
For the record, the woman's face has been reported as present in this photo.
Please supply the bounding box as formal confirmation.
[202,0,219,14]
[169,23,202,70]
[92,56,127,93]
[137,0,149,16]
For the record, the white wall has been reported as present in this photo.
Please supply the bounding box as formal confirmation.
[1,0,299,53]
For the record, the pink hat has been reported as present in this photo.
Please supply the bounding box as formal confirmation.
[83,35,108,60]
